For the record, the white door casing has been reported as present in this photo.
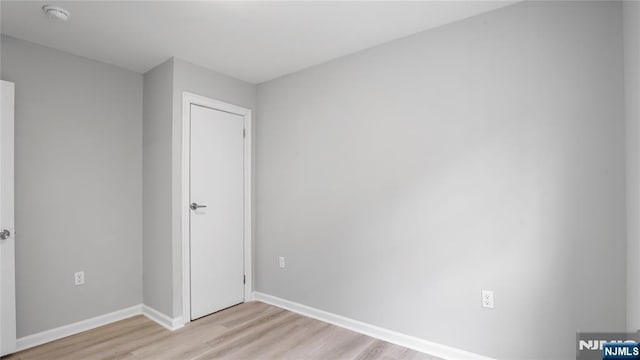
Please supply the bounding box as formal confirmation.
[181,93,252,323]
[0,80,16,356]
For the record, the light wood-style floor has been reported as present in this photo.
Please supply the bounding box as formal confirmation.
[4,301,440,360]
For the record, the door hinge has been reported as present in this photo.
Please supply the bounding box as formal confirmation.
[243,128,246,138]
[243,275,246,284]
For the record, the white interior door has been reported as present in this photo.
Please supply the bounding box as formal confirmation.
[189,104,245,320]
[0,80,16,356]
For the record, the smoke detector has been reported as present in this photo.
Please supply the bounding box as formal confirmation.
[42,5,70,21]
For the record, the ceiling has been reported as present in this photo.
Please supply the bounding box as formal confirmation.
[1,1,516,84]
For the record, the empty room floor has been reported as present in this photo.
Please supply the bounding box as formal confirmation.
[3,302,438,360]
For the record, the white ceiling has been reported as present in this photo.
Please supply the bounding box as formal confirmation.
[1,1,516,84]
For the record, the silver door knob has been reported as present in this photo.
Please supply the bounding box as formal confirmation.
[190,203,207,211]
[0,229,10,240]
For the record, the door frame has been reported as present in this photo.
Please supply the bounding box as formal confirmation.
[181,92,252,324]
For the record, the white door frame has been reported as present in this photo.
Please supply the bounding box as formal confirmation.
[181,92,252,324]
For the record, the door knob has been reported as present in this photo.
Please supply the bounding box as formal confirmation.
[0,229,10,240]
[190,203,207,211]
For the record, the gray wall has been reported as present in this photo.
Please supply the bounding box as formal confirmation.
[626,0,640,332]
[142,58,256,318]
[142,59,174,316]
[0,35,143,337]
[171,58,256,317]
[256,2,626,359]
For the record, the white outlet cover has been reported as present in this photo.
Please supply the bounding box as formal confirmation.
[279,256,285,268]
[74,271,85,286]
[482,290,494,309]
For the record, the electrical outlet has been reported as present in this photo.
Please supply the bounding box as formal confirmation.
[482,290,494,309]
[74,271,85,286]
[279,256,285,269]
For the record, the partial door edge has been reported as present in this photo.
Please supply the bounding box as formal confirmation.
[1,80,17,356]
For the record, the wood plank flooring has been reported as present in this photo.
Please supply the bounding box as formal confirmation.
[3,302,440,360]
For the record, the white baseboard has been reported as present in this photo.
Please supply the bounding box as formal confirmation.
[253,292,494,360]
[142,305,184,331]
[15,304,143,352]
[15,294,488,359]
[15,303,185,353]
